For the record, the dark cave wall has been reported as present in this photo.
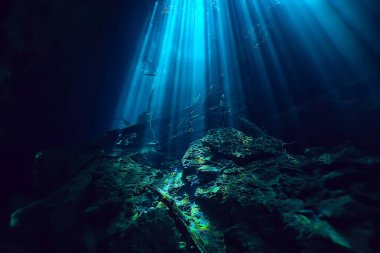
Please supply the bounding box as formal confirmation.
[0,0,154,228]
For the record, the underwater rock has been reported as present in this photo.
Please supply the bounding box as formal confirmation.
[283,212,352,251]
[223,224,280,253]
[184,131,380,252]
[316,195,359,220]
[114,132,138,147]
[201,128,255,159]
[129,146,166,167]
[107,207,181,253]
[196,165,220,183]
[182,139,213,170]
[182,127,284,175]
[9,151,169,253]
[194,184,222,203]
[7,127,380,253]
[201,128,284,162]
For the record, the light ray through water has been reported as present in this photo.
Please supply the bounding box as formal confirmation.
[114,0,379,146]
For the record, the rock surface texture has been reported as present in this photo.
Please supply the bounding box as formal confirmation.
[5,126,380,253]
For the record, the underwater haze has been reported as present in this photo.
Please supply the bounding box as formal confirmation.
[0,0,380,253]
[114,0,380,148]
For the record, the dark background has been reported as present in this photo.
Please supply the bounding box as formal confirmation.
[0,0,154,228]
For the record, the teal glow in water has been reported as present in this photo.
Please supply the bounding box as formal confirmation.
[113,0,379,138]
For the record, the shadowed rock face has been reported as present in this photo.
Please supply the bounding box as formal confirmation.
[5,124,380,253]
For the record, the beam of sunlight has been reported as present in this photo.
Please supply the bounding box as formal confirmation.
[113,0,379,146]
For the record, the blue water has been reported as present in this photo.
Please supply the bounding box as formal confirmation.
[113,0,380,147]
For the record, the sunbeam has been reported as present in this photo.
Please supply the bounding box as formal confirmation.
[114,0,379,146]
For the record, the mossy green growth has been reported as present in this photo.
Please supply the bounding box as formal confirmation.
[179,195,190,206]
[188,203,211,232]
[177,241,187,250]
[195,185,220,198]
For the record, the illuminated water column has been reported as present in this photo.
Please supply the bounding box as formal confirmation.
[112,0,379,147]
[149,0,208,123]
[301,0,377,78]
[211,0,244,125]
[117,0,377,126]
[113,1,160,126]
[230,0,280,113]
[115,0,210,130]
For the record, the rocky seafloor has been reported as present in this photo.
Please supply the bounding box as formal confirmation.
[2,120,380,253]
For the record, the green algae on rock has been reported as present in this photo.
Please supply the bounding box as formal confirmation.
[7,127,380,253]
